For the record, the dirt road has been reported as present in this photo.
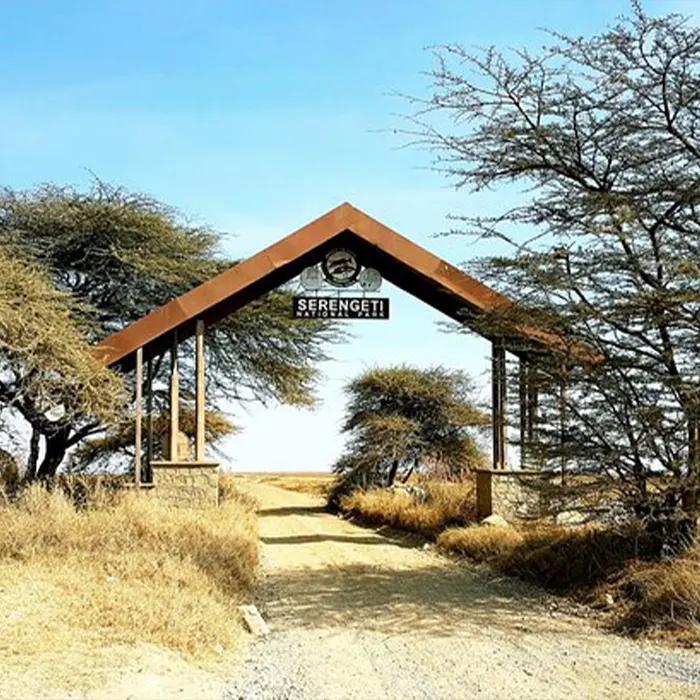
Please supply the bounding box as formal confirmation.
[226,481,700,700]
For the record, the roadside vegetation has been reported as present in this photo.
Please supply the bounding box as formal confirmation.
[330,356,700,645]
[340,484,700,644]
[0,475,258,695]
[438,523,700,645]
[340,479,475,538]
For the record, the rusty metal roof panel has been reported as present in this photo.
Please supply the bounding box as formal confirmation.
[345,204,507,310]
[95,202,563,367]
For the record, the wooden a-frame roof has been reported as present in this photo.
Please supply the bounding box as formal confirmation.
[95,202,565,370]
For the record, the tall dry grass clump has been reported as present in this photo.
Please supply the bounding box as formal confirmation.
[437,522,649,589]
[437,523,526,559]
[611,545,700,639]
[0,481,258,691]
[219,471,259,511]
[340,479,475,538]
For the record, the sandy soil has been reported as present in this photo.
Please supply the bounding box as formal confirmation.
[0,635,237,700]
[226,481,700,700]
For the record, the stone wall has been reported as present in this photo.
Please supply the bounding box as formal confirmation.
[476,470,629,524]
[150,461,219,507]
[476,469,553,520]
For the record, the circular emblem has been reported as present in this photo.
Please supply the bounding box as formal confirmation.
[358,267,382,292]
[299,265,323,291]
[321,248,360,287]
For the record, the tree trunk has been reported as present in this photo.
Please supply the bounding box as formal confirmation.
[680,412,700,543]
[686,413,700,509]
[636,409,699,555]
[401,457,420,483]
[36,427,71,481]
[387,459,400,486]
[24,429,40,482]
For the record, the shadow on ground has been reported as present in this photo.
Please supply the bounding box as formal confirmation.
[261,528,425,549]
[258,506,328,517]
[253,487,592,641]
[262,534,417,546]
[262,562,584,639]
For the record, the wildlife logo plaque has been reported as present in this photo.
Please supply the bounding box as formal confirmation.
[320,249,361,287]
[294,248,389,319]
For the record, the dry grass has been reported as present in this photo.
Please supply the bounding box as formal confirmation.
[0,481,258,694]
[437,523,526,559]
[437,521,700,644]
[340,480,476,538]
[437,522,650,588]
[610,548,700,641]
[219,471,260,508]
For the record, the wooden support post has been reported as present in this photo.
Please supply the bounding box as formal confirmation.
[527,363,538,447]
[500,346,508,469]
[492,341,507,470]
[195,320,206,462]
[559,362,568,484]
[492,342,501,470]
[134,347,143,485]
[519,358,528,469]
[169,330,179,462]
[526,362,539,468]
[146,356,154,478]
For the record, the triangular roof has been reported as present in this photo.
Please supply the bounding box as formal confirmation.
[95,202,564,369]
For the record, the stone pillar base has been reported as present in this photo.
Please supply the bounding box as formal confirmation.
[476,469,546,521]
[150,461,219,508]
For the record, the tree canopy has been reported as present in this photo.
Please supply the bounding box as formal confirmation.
[0,249,123,426]
[331,365,487,499]
[407,1,700,546]
[0,248,126,478]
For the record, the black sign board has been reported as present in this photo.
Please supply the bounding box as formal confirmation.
[293,296,390,320]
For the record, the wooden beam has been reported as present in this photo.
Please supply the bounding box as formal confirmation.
[491,342,500,470]
[134,347,143,485]
[195,320,206,462]
[169,330,179,461]
[95,203,574,371]
[519,358,528,469]
[500,345,508,469]
[146,356,154,478]
[559,367,568,484]
[527,362,539,464]
[492,341,507,470]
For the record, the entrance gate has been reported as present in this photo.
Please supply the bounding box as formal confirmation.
[96,203,565,509]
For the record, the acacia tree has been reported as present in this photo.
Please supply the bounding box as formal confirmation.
[331,366,487,500]
[0,180,342,478]
[407,2,700,548]
[0,248,125,479]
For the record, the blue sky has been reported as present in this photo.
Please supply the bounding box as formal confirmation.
[1,0,693,471]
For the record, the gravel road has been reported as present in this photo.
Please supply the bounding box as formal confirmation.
[225,481,700,700]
